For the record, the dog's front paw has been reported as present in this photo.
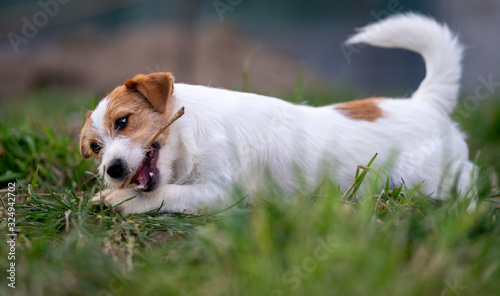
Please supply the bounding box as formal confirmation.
[91,188,114,203]
[91,188,141,215]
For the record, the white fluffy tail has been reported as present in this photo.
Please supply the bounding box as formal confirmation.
[345,13,463,115]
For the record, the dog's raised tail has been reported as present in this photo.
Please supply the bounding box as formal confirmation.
[345,13,463,115]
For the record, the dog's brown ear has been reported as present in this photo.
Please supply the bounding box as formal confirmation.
[124,72,175,113]
[80,142,92,159]
[80,134,92,159]
[85,110,92,121]
[80,110,93,159]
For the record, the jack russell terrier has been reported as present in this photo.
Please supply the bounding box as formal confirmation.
[80,13,475,215]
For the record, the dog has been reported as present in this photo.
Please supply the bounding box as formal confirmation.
[80,13,475,215]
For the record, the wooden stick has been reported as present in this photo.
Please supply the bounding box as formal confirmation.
[120,107,185,189]
[143,107,185,148]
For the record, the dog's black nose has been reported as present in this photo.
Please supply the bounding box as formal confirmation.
[107,159,126,179]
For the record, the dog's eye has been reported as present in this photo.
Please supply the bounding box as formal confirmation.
[90,143,101,154]
[115,116,128,131]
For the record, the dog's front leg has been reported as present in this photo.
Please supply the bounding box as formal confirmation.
[92,183,227,215]
[91,188,144,215]
[138,183,228,214]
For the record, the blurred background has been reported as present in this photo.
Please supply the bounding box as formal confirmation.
[1,0,499,101]
[3,4,500,296]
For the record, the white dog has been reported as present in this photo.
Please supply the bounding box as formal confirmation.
[80,13,474,214]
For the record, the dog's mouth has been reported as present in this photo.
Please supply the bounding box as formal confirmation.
[129,145,159,192]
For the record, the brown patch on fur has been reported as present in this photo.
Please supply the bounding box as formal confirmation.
[79,72,178,160]
[335,97,385,122]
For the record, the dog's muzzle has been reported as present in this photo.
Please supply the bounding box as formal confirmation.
[106,158,128,180]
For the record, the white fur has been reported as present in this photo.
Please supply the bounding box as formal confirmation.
[98,137,144,188]
[345,13,463,115]
[90,97,109,135]
[95,14,475,214]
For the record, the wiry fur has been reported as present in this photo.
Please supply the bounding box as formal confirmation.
[82,14,475,215]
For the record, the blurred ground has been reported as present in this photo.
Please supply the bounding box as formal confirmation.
[0,21,323,100]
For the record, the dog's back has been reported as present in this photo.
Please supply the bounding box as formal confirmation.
[172,13,473,200]
[83,14,476,214]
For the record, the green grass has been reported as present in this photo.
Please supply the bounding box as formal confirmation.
[1,87,500,296]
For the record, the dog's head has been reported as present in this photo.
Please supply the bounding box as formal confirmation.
[80,72,176,191]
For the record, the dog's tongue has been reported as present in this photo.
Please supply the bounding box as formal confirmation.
[130,147,158,191]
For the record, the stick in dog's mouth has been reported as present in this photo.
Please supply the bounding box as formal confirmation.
[129,145,160,192]
[120,106,185,190]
